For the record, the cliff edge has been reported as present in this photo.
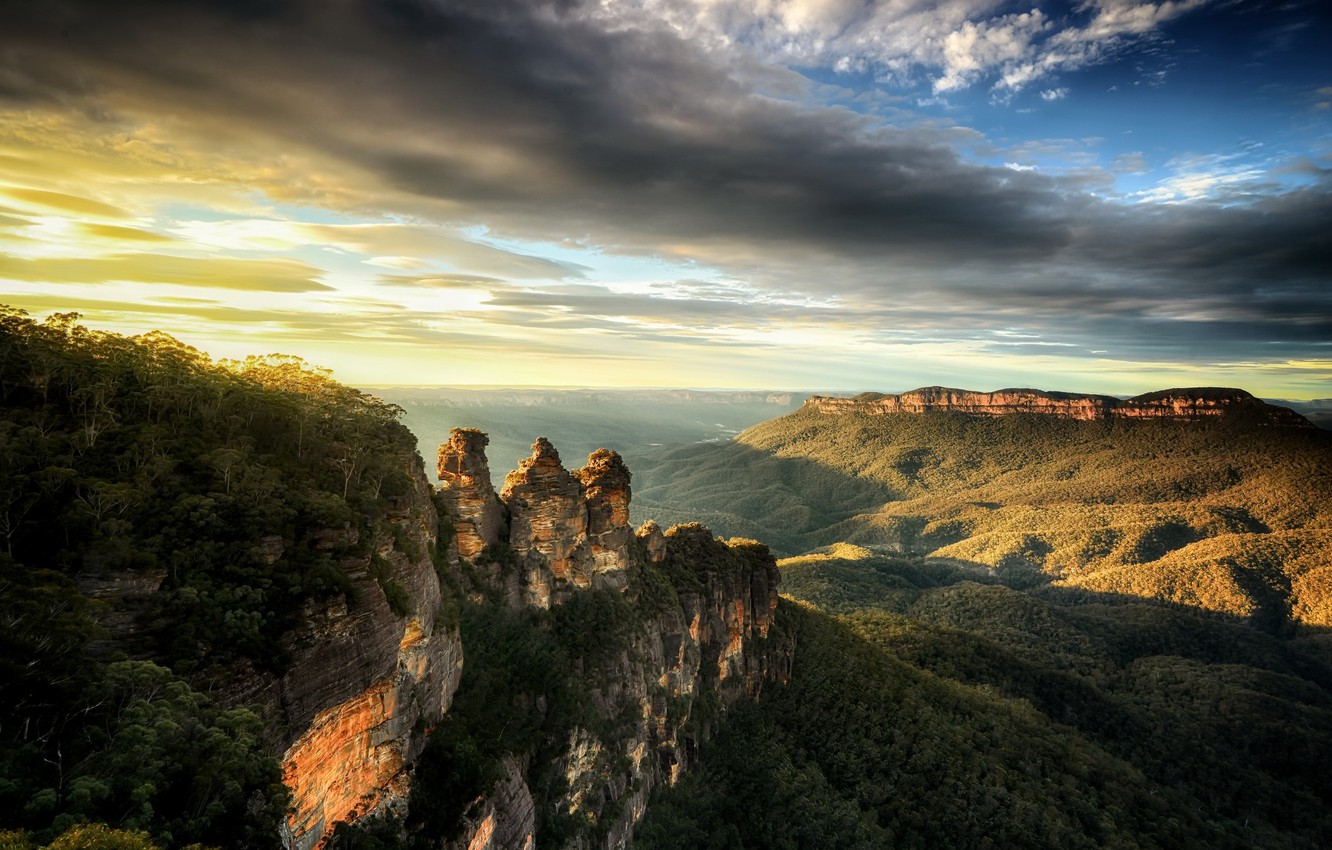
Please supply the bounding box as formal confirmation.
[804,386,1312,425]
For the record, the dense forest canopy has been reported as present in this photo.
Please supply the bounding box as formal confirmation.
[633,553,1332,849]
[0,308,426,847]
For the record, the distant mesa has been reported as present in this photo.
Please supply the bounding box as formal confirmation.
[805,386,1312,426]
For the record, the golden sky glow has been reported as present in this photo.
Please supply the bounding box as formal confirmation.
[1,0,1328,398]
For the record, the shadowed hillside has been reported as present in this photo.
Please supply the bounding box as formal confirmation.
[632,549,1332,850]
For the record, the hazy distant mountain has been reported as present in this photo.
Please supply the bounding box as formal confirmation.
[369,386,809,477]
[1268,397,1332,430]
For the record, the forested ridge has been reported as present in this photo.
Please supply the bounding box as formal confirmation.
[633,402,1332,629]
[628,400,1332,849]
[0,308,427,847]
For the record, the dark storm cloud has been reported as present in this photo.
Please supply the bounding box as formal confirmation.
[1,0,1328,361]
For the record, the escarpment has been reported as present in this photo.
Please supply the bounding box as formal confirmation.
[0,313,790,850]
[805,386,1312,425]
[429,429,790,850]
[437,428,507,558]
[269,454,464,850]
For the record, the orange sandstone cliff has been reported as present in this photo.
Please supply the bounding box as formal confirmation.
[804,386,1311,425]
[267,455,464,850]
[244,429,787,850]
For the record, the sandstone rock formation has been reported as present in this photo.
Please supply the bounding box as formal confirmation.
[805,386,1311,425]
[437,428,507,558]
[455,758,537,850]
[443,436,635,607]
[502,437,592,607]
[447,521,787,850]
[577,448,634,590]
[432,433,789,850]
[636,520,667,565]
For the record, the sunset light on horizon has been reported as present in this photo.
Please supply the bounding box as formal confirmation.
[1,0,1329,398]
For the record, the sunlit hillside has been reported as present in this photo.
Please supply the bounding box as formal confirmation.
[633,400,1332,628]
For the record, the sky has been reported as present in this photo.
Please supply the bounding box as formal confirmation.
[0,0,1329,397]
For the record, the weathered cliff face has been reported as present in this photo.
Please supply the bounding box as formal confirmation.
[804,385,1312,425]
[434,434,789,850]
[502,438,593,608]
[459,757,538,850]
[438,428,508,559]
[222,455,464,850]
[281,614,462,850]
[449,523,785,850]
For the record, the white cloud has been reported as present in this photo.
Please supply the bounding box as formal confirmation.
[589,0,1215,96]
[1040,87,1069,101]
[1134,153,1269,203]
[935,11,1050,94]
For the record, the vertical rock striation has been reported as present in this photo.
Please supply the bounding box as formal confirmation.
[493,438,636,607]
[435,433,790,850]
[577,449,634,591]
[437,428,507,559]
[501,438,592,607]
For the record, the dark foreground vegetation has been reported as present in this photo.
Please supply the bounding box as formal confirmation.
[0,308,424,847]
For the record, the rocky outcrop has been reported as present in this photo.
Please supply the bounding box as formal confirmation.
[502,438,592,607]
[805,386,1312,425]
[437,431,638,606]
[437,428,507,559]
[637,520,667,565]
[436,434,790,850]
[576,448,634,591]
